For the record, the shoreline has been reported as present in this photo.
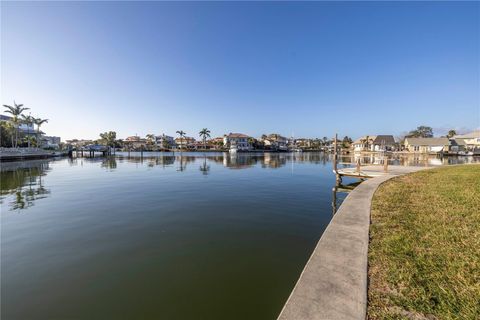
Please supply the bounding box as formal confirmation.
[277,165,430,320]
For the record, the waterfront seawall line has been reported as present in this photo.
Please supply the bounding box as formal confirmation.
[277,166,427,320]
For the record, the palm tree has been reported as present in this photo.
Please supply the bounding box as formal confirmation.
[447,130,457,138]
[0,121,15,147]
[320,137,326,147]
[161,134,170,150]
[33,118,48,148]
[248,137,256,150]
[21,114,34,148]
[3,101,30,148]
[199,128,211,150]
[176,130,186,150]
[146,134,156,150]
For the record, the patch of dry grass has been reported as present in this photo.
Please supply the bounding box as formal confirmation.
[368,165,480,320]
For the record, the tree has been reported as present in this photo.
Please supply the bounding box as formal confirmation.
[176,130,186,150]
[33,117,48,148]
[247,137,256,149]
[322,137,329,146]
[359,135,372,151]
[199,128,211,150]
[20,114,35,148]
[3,101,30,147]
[407,126,434,138]
[161,134,170,150]
[99,131,117,154]
[342,136,353,148]
[447,130,457,138]
[0,121,15,147]
[146,134,156,150]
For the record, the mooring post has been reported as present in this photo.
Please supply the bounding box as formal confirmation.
[333,134,338,173]
[331,186,337,216]
[334,134,342,184]
[356,158,361,173]
[384,157,388,172]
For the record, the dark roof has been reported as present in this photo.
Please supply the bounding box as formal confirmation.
[353,135,395,145]
[372,135,396,145]
[450,138,466,146]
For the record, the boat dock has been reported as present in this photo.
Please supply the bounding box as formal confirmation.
[330,134,419,182]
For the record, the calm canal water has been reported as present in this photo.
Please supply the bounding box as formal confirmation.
[1,152,477,319]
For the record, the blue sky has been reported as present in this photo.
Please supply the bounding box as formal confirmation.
[2,1,479,140]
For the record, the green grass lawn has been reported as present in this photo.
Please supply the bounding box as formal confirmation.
[368,165,480,320]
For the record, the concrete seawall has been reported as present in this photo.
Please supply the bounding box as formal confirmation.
[0,150,66,162]
[278,166,428,320]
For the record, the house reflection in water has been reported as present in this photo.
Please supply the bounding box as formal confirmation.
[0,160,52,211]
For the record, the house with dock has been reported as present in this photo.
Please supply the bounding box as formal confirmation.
[155,135,175,149]
[1,114,60,148]
[223,133,252,151]
[42,136,61,148]
[352,135,396,152]
[0,115,37,139]
[403,137,450,154]
[453,130,480,151]
[174,136,195,149]
[262,134,288,151]
[124,136,147,149]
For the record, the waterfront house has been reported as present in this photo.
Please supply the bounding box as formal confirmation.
[175,136,195,149]
[453,130,480,151]
[404,137,450,154]
[294,138,313,149]
[1,114,35,134]
[190,141,216,150]
[41,136,61,148]
[262,134,288,151]
[66,139,93,147]
[223,133,252,151]
[155,135,175,149]
[125,136,147,150]
[209,137,225,149]
[449,138,466,154]
[352,135,396,152]
[1,114,40,139]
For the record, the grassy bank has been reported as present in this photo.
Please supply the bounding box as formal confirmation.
[368,165,480,320]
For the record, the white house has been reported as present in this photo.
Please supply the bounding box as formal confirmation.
[263,134,288,151]
[42,136,61,148]
[223,133,252,151]
[155,135,175,148]
[174,136,195,149]
[453,130,480,151]
[404,137,450,153]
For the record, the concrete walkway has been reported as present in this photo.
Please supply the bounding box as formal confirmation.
[278,165,431,320]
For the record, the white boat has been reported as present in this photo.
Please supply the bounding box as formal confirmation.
[229,145,238,153]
